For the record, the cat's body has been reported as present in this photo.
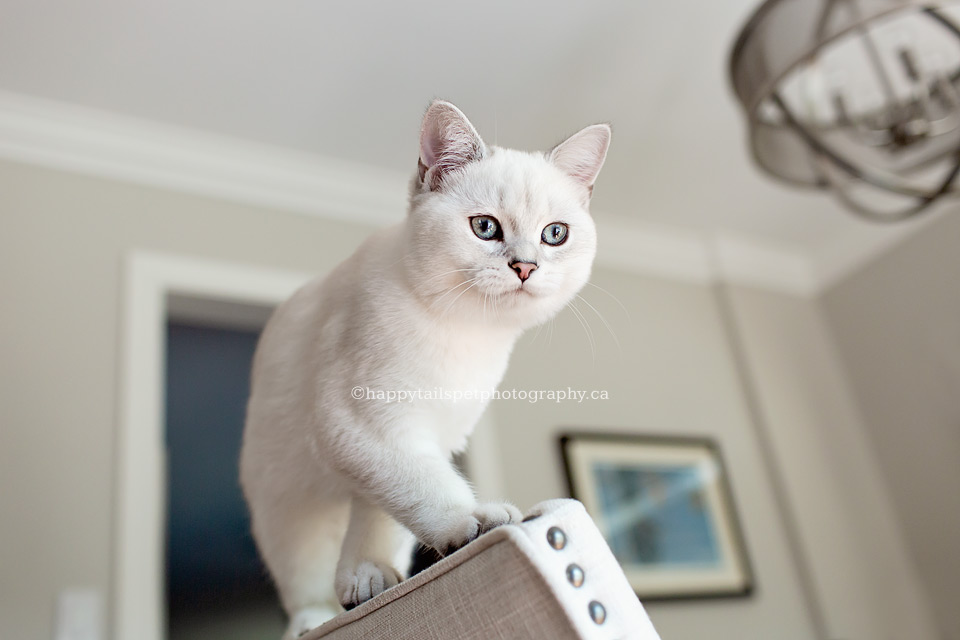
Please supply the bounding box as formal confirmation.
[240,101,610,640]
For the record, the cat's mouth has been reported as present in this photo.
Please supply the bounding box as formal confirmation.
[477,284,535,300]
[474,277,547,301]
[506,284,538,299]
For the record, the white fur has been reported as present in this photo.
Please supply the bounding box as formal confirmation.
[240,100,610,639]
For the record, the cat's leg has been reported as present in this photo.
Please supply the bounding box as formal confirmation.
[331,430,522,557]
[249,494,349,640]
[334,496,415,610]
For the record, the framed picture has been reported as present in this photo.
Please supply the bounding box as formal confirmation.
[559,432,753,601]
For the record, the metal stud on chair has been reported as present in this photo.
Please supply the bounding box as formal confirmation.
[546,526,567,550]
[588,600,606,625]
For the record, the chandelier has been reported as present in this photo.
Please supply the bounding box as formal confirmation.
[730,0,960,221]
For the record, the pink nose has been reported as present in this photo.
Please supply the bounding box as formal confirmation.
[510,261,538,282]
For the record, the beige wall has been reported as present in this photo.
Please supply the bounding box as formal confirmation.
[821,211,960,640]
[7,157,928,640]
[494,273,817,639]
[726,285,939,640]
[0,160,372,639]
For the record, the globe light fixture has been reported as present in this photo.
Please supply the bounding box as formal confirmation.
[730,0,960,221]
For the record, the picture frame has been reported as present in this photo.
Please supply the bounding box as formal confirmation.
[559,432,754,601]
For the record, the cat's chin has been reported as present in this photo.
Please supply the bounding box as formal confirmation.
[484,281,554,299]
[460,285,569,330]
[478,285,545,308]
[505,286,536,299]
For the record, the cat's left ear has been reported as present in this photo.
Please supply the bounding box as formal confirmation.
[548,124,611,198]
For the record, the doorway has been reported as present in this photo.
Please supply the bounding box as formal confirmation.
[115,252,503,640]
[164,317,284,639]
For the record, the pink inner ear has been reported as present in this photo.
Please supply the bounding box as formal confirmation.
[419,102,485,190]
[557,155,600,186]
[420,119,443,169]
[550,125,611,189]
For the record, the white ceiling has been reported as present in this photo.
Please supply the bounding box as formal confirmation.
[0,0,938,289]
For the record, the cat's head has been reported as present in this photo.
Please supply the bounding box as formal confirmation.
[404,100,610,330]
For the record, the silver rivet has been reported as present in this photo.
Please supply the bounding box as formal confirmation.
[546,526,566,550]
[589,600,606,625]
[566,563,584,587]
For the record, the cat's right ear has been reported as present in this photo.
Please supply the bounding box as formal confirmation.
[418,100,486,192]
[548,123,611,200]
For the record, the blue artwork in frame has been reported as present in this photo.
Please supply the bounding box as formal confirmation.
[560,433,753,601]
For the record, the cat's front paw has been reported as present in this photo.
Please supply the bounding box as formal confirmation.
[438,501,523,556]
[335,560,403,611]
[282,607,337,640]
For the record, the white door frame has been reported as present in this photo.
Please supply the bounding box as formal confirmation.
[113,249,505,640]
[114,251,310,640]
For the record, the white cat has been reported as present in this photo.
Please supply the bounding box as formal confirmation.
[240,100,610,639]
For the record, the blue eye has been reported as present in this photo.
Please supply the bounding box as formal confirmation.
[470,215,502,241]
[541,223,568,246]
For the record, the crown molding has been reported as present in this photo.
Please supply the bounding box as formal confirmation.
[0,89,842,295]
[713,233,820,296]
[0,90,411,226]
[809,208,947,293]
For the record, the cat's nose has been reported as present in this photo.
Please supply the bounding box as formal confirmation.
[510,260,538,282]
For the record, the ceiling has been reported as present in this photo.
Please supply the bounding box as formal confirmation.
[0,0,939,290]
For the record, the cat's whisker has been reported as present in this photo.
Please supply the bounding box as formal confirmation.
[487,291,497,324]
[575,293,620,348]
[426,268,476,282]
[433,281,478,317]
[566,300,597,361]
[584,281,630,320]
[488,292,498,323]
[416,269,478,297]
[432,277,479,309]
[441,279,481,317]
[532,316,546,343]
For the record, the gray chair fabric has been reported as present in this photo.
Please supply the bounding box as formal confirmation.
[305,499,662,640]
